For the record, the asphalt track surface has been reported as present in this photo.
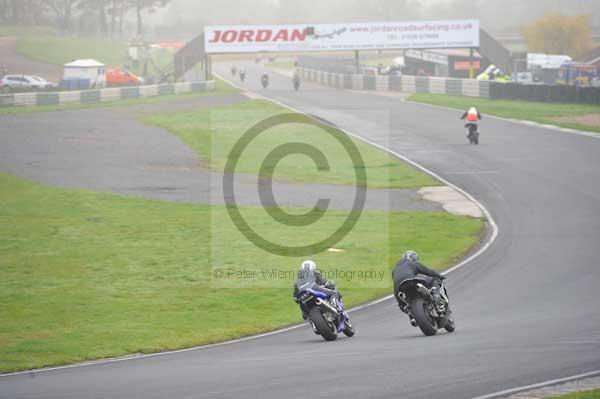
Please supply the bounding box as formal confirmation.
[0,92,438,212]
[2,62,600,398]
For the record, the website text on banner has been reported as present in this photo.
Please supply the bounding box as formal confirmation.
[204,20,480,54]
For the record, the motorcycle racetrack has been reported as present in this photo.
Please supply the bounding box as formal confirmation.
[1,62,600,399]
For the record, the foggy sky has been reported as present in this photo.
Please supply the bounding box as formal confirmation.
[147,0,600,39]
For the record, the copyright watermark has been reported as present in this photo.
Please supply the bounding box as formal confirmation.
[211,265,389,289]
[221,113,367,257]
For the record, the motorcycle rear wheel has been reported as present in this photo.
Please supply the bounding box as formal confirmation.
[309,307,338,341]
[411,298,438,336]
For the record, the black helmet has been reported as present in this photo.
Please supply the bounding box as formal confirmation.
[403,250,419,262]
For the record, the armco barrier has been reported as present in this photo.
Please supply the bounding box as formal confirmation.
[0,80,215,108]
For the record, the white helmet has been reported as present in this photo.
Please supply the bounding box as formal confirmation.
[403,250,419,262]
[300,260,317,274]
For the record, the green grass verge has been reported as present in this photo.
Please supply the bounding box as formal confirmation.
[0,79,237,115]
[0,25,57,38]
[18,35,128,66]
[546,389,600,399]
[408,93,600,133]
[145,99,439,189]
[0,171,483,372]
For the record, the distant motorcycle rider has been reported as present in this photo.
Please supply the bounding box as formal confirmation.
[293,260,339,320]
[460,106,482,138]
[292,72,300,90]
[261,73,269,88]
[392,251,446,326]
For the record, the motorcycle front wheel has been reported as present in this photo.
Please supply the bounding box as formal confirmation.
[343,317,355,337]
[444,309,456,332]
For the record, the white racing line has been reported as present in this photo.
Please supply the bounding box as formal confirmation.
[470,370,600,399]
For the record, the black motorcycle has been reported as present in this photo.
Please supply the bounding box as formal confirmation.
[239,71,246,82]
[261,74,269,89]
[397,277,455,336]
[296,283,354,341]
[466,123,479,145]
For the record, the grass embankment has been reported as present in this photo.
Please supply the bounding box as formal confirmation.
[18,36,127,66]
[408,93,600,133]
[145,99,439,189]
[547,389,600,399]
[0,171,482,372]
[0,25,56,37]
[1,25,171,75]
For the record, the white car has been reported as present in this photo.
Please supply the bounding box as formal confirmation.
[0,74,57,93]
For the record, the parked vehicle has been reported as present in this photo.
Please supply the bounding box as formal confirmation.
[0,74,57,93]
[29,75,58,90]
[296,283,354,341]
[557,62,599,87]
[397,277,455,336]
[106,67,144,87]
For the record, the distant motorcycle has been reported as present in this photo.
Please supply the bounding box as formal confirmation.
[397,277,455,336]
[239,71,246,82]
[261,74,269,89]
[466,123,479,145]
[293,76,300,91]
[296,283,354,341]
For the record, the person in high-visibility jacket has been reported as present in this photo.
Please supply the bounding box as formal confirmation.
[460,106,482,138]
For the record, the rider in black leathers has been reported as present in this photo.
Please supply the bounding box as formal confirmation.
[392,251,446,325]
[261,73,269,88]
[293,260,339,319]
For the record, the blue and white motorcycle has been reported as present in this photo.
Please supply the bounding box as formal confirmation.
[296,283,354,341]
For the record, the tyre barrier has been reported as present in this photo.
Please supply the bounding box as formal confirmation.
[0,80,215,108]
[298,67,600,104]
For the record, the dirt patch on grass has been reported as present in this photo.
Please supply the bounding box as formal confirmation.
[0,37,62,81]
[550,113,600,128]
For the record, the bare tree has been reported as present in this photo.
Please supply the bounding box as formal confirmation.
[127,0,170,37]
[43,0,78,33]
